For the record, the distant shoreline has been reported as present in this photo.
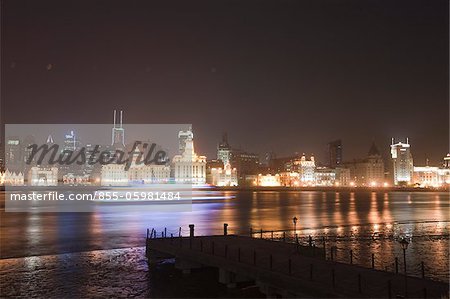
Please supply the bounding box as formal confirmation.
[208,186,449,192]
[1,185,448,193]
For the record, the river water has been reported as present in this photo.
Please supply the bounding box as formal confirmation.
[0,190,448,297]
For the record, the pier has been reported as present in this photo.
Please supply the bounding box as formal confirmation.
[146,224,449,298]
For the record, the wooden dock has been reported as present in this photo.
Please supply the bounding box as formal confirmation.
[146,229,449,298]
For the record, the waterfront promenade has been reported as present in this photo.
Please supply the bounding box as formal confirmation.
[146,227,449,298]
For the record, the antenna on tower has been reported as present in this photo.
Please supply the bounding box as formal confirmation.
[120,110,123,128]
[406,137,409,144]
[113,110,117,128]
[391,137,394,145]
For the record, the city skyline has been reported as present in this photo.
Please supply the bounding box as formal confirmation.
[3,119,449,168]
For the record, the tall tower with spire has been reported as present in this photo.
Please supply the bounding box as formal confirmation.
[111,110,125,148]
[390,138,414,185]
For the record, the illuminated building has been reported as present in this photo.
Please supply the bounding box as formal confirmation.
[60,131,82,178]
[22,135,36,167]
[207,162,238,186]
[252,174,281,187]
[101,164,128,186]
[335,167,351,186]
[0,170,24,185]
[111,110,125,148]
[413,154,450,187]
[443,153,450,168]
[63,173,91,185]
[437,168,450,185]
[101,147,171,186]
[63,130,80,152]
[172,128,207,184]
[178,127,194,155]
[279,172,300,187]
[217,132,232,165]
[342,143,385,186]
[314,167,336,186]
[413,166,440,188]
[5,136,22,172]
[283,154,315,184]
[298,154,316,184]
[27,167,58,186]
[127,147,170,184]
[327,139,342,168]
[390,138,414,185]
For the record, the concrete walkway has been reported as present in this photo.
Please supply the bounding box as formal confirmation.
[146,235,449,298]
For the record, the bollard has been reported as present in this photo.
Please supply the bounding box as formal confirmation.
[310,264,313,280]
[371,253,375,269]
[189,224,195,237]
[179,227,181,237]
[388,280,392,299]
[224,223,228,236]
[161,231,164,239]
[395,257,399,274]
[350,250,353,264]
[270,254,273,270]
[421,261,425,279]
[164,227,167,238]
[238,248,241,262]
[331,269,335,288]
[253,250,256,265]
[308,235,313,247]
[288,259,292,275]
[358,273,362,293]
[225,245,228,258]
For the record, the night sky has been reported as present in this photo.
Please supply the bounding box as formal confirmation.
[2,0,448,165]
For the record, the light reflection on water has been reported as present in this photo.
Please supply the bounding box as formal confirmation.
[0,190,449,282]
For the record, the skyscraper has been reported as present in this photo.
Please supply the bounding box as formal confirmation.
[217,132,232,165]
[443,153,450,169]
[327,139,342,168]
[5,136,21,172]
[178,127,194,155]
[390,138,414,185]
[111,110,125,148]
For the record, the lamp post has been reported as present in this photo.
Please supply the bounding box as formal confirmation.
[399,238,409,298]
[292,217,298,234]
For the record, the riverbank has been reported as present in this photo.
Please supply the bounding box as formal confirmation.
[1,185,447,192]
[209,185,449,192]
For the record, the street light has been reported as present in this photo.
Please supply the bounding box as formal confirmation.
[399,238,409,297]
